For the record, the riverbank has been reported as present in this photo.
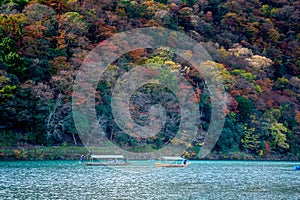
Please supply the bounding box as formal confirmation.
[0,146,299,161]
[0,146,89,161]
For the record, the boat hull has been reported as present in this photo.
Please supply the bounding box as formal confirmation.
[155,163,190,168]
[85,162,131,166]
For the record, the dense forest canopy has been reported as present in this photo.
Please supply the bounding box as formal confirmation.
[0,0,299,159]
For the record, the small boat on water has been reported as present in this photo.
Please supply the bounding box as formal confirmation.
[155,156,190,168]
[294,166,300,170]
[85,155,131,166]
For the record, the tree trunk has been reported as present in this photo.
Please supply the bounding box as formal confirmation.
[72,133,77,145]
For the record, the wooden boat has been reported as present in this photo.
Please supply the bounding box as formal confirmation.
[155,156,190,168]
[84,155,131,166]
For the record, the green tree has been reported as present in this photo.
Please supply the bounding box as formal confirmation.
[235,96,253,121]
[241,125,260,154]
[0,14,27,80]
[267,122,289,150]
[0,73,17,101]
[0,0,29,11]
[215,114,243,153]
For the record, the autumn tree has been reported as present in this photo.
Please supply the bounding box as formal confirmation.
[241,124,260,154]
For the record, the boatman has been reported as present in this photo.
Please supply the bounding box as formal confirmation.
[80,155,85,163]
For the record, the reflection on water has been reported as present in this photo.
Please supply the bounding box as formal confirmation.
[0,161,299,199]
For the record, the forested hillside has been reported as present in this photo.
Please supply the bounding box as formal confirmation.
[0,0,299,159]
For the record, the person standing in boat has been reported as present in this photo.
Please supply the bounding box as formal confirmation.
[80,155,85,163]
[183,158,187,165]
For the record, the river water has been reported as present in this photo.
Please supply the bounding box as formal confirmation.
[0,160,299,199]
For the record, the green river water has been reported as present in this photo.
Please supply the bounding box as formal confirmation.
[0,160,299,199]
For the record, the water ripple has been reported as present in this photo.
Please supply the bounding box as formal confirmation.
[0,161,299,199]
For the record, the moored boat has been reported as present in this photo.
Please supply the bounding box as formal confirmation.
[85,155,131,166]
[155,156,190,168]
